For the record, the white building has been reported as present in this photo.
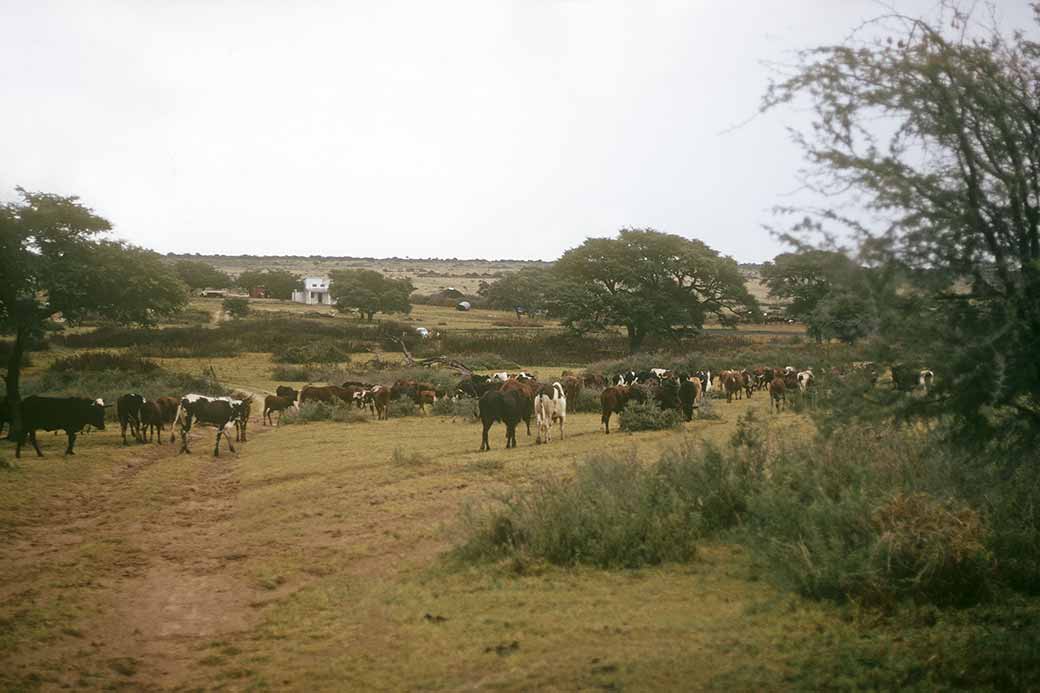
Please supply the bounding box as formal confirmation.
[292,276,333,305]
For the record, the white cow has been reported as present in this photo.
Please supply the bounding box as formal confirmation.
[491,372,510,383]
[918,369,935,394]
[534,382,567,444]
[797,369,814,393]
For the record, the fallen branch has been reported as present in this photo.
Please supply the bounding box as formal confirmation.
[390,337,473,376]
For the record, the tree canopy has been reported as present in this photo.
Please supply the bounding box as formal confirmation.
[551,229,758,352]
[763,2,1040,451]
[235,269,302,300]
[328,269,413,321]
[173,259,233,290]
[1,188,188,437]
[761,250,880,343]
[478,267,555,315]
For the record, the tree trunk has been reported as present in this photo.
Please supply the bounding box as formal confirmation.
[5,325,26,442]
[366,311,375,322]
[626,325,645,353]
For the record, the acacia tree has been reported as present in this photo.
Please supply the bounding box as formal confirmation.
[761,250,881,343]
[1,189,188,438]
[763,3,1040,449]
[478,267,556,315]
[329,269,413,321]
[551,229,758,352]
[235,269,301,299]
[174,259,232,290]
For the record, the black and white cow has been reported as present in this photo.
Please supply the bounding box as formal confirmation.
[15,396,110,458]
[174,394,245,456]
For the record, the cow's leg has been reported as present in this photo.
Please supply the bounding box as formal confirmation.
[224,424,236,453]
[180,424,191,454]
[15,430,26,458]
[602,411,611,434]
[29,431,44,457]
[120,420,129,445]
[480,420,491,451]
[65,431,77,456]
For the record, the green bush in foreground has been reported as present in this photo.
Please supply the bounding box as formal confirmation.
[431,396,478,420]
[457,455,701,569]
[568,387,602,413]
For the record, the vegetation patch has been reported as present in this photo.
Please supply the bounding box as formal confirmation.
[49,351,161,374]
[618,400,682,432]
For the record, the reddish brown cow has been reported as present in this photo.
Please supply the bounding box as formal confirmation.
[139,400,164,443]
[417,389,437,413]
[582,374,606,389]
[560,375,582,403]
[600,386,636,434]
[263,395,295,425]
[722,371,743,403]
[768,377,786,413]
[370,385,391,420]
[741,370,754,398]
[500,378,536,435]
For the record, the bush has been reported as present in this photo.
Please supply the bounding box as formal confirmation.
[25,364,230,419]
[387,398,418,417]
[456,455,699,569]
[272,339,354,364]
[49,352,161,374]
[618,399,682,432]
[569,387,602,413]
[280,401,368,425]
[222,297,251,319]
[431,396,478,420]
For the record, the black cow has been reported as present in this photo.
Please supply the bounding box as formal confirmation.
[678,378,701,422]
[15,396,109,458]
[654,377,680,412]
[455,375,497,399]
[116,393,146,445]
[478,389,525,451]
[275,385,299,402]
[175,395,239,456]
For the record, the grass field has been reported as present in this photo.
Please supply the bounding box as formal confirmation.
[1,385,842,690]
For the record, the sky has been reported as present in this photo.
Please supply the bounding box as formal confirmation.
[1,1,1036,262]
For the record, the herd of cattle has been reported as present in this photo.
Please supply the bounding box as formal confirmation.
[0,362,935,457]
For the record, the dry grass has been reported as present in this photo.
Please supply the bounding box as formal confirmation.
[0,384,832,689]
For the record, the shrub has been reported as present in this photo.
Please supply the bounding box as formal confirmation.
[279,401,367,425]
[222,297,251,319]
[387,398,418,417]
[569,387,602,413]
[456,455,699,569]
[431,396,478,420]
[272,339,354,364]
[618,399,682,432]
[269,365,313,381]
[49,352,161,374]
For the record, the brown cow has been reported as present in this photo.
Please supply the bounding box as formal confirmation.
[139,400,164,443]
[741,370,754,399]
[417,389,437,413]
[500,378,536,435]
[600,386,631,434]
[370,385,391,420]
[263,395,296,425]
[768,377,786,413]
[560,375,582,403]
[582,373,606,389]
[156,396,181,443]
[722,371,743,403]
[300,385,354,404]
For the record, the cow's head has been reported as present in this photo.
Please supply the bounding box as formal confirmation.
[91,398,110,429]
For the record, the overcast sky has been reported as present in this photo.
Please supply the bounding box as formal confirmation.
[2,1,1035,262]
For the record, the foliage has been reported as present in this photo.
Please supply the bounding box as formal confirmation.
[431,396,478,420]
[550,229,758,352]
[235,269,302,300]
[456,455,700,569]
[387,398,418,417]
[762,5,1040,452]
[26,363,229,414]
[760,251,884,343]
[568,387,602,413]
[329,269,413,321]
[222,297,251,319]
[618,399,682,432]
[174,259,233,290]
[279,400,368,425]
[1,188,188,437]
[269,364,352,383]
[271,338,354,364]
[49,352,161,374]
[478,267,556,314]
